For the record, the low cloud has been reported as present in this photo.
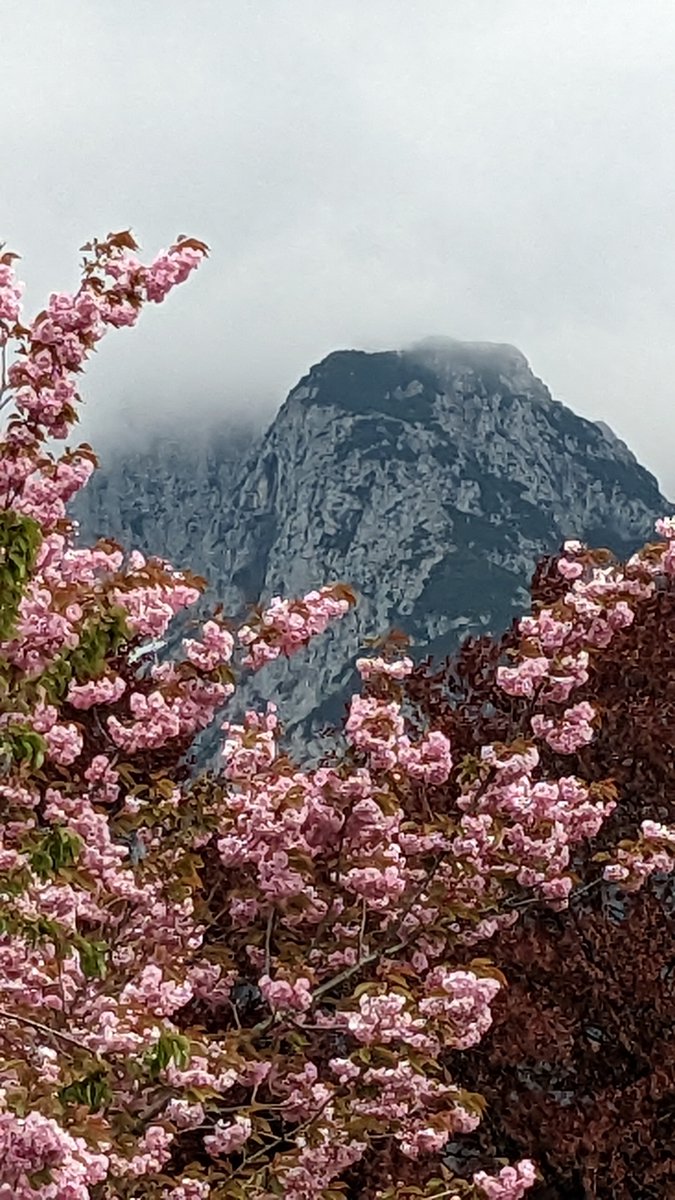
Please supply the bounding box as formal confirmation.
[1,0,674,493]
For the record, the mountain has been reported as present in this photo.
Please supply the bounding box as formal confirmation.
[73,337,669,757]
[73,422,257,564]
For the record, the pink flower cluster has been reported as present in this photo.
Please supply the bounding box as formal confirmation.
[500,542,648,716]
[496,654,550,698]
[4,237,205,451]
[112,575,201,638]
[279,1129,367,1200]
[4,236,672,1200]
[110,1124,174,1178]
[238,586,353,669]
[143,245,205,303]
[397,729,453,784]
[204,1116,252,1159]
[120,964,193,1018]
[5,581,81,675]
[0,1109,109,1200]
[346,695,405,769]
[603,819,675,890]
[346,689,452,782]
[531,700,596,755]
[84,754,120,804]
[217,761,339,912]
[259,973,313,1013]
[419,968,501,1049]
[107,665,232,751]
[356,654,414,680]
[164,1181,211,1200]
[67,673,126,710]
[164,1099,205,1131]
[30,701,83,765]
[183,620,234,670]
[448,742,616,910]
[0,261,23,330]
[474,1159,538,1199]
[221,704,279,779]
[344,990,434,1050]
[360,1062,480,1159]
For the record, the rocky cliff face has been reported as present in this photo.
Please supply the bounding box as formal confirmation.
[73,337,668,757]
[74,423,256,572]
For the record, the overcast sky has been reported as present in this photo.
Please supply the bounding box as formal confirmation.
[2,1,675,492]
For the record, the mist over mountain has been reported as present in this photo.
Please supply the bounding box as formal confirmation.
[73,338,669,758]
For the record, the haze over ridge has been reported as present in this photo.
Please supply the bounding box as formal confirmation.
[2,1,674,493]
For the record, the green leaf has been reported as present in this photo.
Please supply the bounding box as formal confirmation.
[144,1031,191,1079]
[75,937,109,980]
[0,511,41,640]
[59,1069,111,1112]
[28,826,82,879]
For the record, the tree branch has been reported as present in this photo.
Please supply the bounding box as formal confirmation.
[0,1006,90,1055]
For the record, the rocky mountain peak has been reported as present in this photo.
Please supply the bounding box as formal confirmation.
[285,337,546,423]
[407,335,540,396]
[73,340,669,760]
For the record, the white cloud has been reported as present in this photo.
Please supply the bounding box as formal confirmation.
[1,0,674,491]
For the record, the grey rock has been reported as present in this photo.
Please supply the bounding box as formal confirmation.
[73,340,669,761]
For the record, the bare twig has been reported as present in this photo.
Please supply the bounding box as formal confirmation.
[0,340,11,413]
[225,1092,335,1181]
[311,936,409,1004]
[503,875,603,913]
[228,998,242,1031]
[357,897,367,962]
[0,1006,90,1055]
[264,908,275,976]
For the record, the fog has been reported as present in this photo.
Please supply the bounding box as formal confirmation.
[2,1,675,492]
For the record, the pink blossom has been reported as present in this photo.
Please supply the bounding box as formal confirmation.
[396,729,453,784]
[164,1182,211,1200]
[120,964,193,1017]
[183,620,234,670]
[419,968,501,1048]
[531,701,596,755]
[259,974,313,1013]
[497,656,549,697]
[655,515,675,539]
[400,1125,451,1157]
[557,557,584,580]
[356,655,414,680]
[239,586,352,668]
[67,674,126,709]
[165,1099,205,1130]
[474,1159,537,1198]
[204,1116,252,1158]
[0,1110,109,1198]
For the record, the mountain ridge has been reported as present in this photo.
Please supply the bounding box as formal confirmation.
[73,339,669,757]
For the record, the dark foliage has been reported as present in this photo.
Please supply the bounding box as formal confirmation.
[404,552,675,1199]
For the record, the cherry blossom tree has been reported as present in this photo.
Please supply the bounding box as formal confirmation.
[0,232,671,1200]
